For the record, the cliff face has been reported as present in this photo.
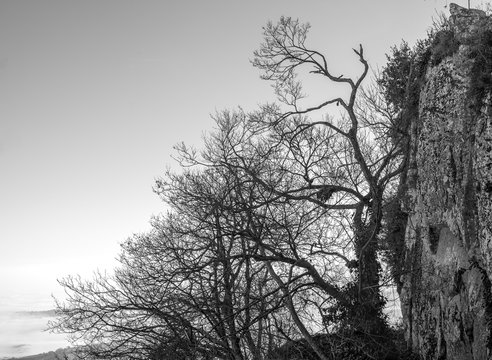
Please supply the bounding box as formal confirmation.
[400,4,492,359]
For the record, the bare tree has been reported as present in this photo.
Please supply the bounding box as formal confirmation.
[250,17,407,333]
[51,165,298,360]
[173,103,401,359]
[52,17,409,360]
[175,17,408,342]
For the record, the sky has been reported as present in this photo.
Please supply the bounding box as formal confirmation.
[0,0,478,355]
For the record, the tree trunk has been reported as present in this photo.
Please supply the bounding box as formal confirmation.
[352,195,387,335]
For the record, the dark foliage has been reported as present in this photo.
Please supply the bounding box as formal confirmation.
[377,39,430,155]
[467,29,492,112]
[378,40,430,114]
[323,281,388,336]
[381,198,408,292]
[430,30,460,65]
[378,42,415,113]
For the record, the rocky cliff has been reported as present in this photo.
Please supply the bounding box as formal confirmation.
[400,3,492,359]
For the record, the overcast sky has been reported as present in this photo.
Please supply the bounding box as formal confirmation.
[0,0,469,314]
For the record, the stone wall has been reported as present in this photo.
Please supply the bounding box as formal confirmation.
[400,4,492,359]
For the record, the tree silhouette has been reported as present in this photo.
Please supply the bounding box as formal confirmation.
[52,17,410,360]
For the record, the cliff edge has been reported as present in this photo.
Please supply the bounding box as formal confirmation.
[400,3,492,359]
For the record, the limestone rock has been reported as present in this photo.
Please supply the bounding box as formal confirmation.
[449,3,486,19]
[449,3,487,42]
[400,5,492,360]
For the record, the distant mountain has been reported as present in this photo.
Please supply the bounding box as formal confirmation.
[2,347,73,360]
[0,310,69,360]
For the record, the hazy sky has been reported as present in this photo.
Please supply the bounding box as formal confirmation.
[0,0,469,315]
